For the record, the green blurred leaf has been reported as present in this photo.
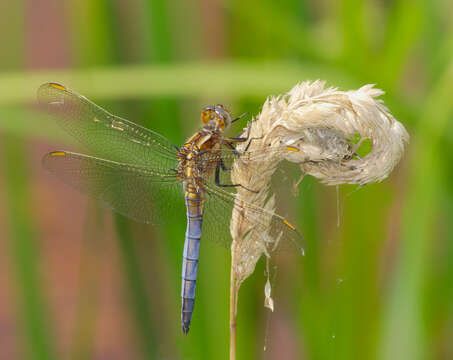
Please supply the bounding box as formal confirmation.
[378,60,453,360]
[0,61,357,106]
[1,134,57,360]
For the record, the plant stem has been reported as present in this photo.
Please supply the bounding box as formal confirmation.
[229,253,237,360]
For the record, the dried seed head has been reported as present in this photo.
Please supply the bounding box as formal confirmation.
[230,80,409,288]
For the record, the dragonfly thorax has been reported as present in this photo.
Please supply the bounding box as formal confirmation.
[177,125,223,193]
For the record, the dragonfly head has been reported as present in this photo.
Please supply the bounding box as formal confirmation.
[201,104,232,130]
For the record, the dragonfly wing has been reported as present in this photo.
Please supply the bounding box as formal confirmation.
[202,182,305,254]
[197,146,300,186]
[43,151,184,224]
[38,83,179,169]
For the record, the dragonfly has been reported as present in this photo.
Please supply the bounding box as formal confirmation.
[38,82,304,334]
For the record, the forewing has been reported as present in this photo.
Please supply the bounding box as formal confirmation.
[202,182,305,254]
[43,151,184,224]
[38,83,179,169]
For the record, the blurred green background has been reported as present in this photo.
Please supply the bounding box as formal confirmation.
[0,0,452,359]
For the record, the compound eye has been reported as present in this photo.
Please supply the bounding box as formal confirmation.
[216,110,232,129]
[201,108,216,123]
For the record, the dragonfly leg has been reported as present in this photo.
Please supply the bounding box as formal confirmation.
[240,124,264,152]
[225,124,264,152]
[231,111,249,124]
[219,158,231,171]
[215,163,258,193]
[224,122,252,143]
[243,135,263,152]
[223,141,241,156]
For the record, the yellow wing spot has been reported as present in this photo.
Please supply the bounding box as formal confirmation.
[283,219,297,231]
[111,124,125,131]
[49,83,67,91]
[111,120,125,131]
[286,146,299,152]
[49,151,67,156]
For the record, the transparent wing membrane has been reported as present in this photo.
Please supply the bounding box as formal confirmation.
[202,182,305,253]
[196,145,298,187]
[38,83,179,169]
[43,151,184,224]
[200,146,298,167]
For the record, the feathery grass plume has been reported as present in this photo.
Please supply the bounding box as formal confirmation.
[230,80,409,287]
[228,81,408,358]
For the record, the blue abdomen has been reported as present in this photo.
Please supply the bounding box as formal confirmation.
[181,194,203,334]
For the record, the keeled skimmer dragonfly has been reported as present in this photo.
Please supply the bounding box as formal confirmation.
[38,82,304,334]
